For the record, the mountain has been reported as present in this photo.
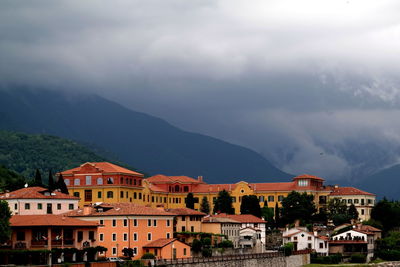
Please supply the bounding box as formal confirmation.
[0,88,291,183]
[0,130,130,178]
[357,164,400,200]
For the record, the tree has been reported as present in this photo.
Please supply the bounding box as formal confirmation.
[55,173,69,194]
[371,198,400,233]
[213,190,234,214]
[48,170,54,191]
[261,203,274,227]
[280,191,316,225]
[192,238,202,252]
[186,192,195,209]
[348,204,359,220]
[33,168,43,187]
[200,196,210,214]
[327,198,348,219]
[275,202,281,226]
[240,195,261,218]
[0,200,11,243]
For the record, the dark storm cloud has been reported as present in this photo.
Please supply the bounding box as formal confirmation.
[2,0,400,180]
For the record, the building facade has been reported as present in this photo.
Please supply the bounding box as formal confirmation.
[282,227,329,255]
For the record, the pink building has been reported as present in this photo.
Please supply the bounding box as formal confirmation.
[0,187,79,215]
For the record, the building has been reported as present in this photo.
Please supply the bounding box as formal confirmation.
[142,238,191,259]
[0,187,79,215]
[9,214,98,250]
[329,187,375,221]
[202,216,241,248]
[59,162,144,207]
[329,224,382,261]
[67,203,176,259]
[165,208,206,244]
[282,227,329,255]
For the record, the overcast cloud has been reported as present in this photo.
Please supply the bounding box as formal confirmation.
[2,0,400,181]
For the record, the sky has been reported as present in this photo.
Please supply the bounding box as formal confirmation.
[1,0,400,181]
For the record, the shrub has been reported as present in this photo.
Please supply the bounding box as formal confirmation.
[350,253,366,263]
[191,239,202,252]
[141,253,155,259]
[311,253,342,264]
[202,237,212,247]
[218,240,233,248]
[283,242,294,256]
[376,250,400,261]
[202,248,212,257]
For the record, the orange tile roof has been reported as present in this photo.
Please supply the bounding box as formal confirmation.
[146,175,203,184]
[148,183,168,193]
[329,187,375,196]
[249,182,296,192]
[166,208,206,216]
[293,174,325,181]
[68,203,174,217]
[191,183,237,193]
[10,215,98,227]
[0,187,79,200]
[211,214,266,223]
[60,162,143,176]
[143,238,182,248]
[202,216,239,223]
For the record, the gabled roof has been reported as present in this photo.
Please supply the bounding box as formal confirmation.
[146,175,203,184]
[329,187,375,196]
[0,187,78,200]
[67,203,174,217]
[166,208,206,216]
[211,214,266,223]
[60,162,143,176]
[143,238,188,248]
[10,215,98,227]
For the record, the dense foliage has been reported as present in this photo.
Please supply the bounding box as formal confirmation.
[371,198,400,233]
[327,198,358,226]
[0,200,11,243]
[213,190,234,214]
[240,195,261,218]
[0,130,134,180]
[280,191,317,225]
[0,165,25,192]
[185,193,195,209]
[200,196,210,214]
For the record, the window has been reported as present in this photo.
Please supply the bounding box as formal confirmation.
[78,231,83,242]
[167,220,170,227]
[97,191,102,199]
[107,177,114,184]
[184,248,187,256]
[278,195,284,202]
[151,196,154,202]
[361,199,365,205]
[100,219,104,225]
[120,191,124,198]
[123,233,128,241]
[133,219,138,227]
[148,219,151,226]
[84,190,92,202]
[298,179,308,186]
[191,226,194,232]
[319,242,324,249]
[25,203,30,210]
[182,216,186,221]
[182,226,186,231]
[120,177,123,184]
[74,178,80,185]
[268,196,275,202]
[65,179,70,186]
[175,185,180,192]
[126,191,128,198]
[69,204,74,210]
[89,231,95,241]
[57,203,62,210]
[133,233,138,241]
[14,203,17,210]
[37,203,42,210]
[361,209,365,215]
[73,192,80,198]
[166,233,170,239]
[107,191,113,198]
[354,199,359,204]
[308,243,312,249]
[139,193,142,199]
[308,236,312,241]
[85,176,92,185]
[294,236,298,241]
[134,192,137,199]
[124,219,128,227]
[153,220,157,227]
[259,196,264,202]
[17,231,25,241]
[368,199,372,205]
[112,219,117,227]
[99,233,104,241]
[126,178,129,184]
[348,199,352,204]
[112,247,117,255]
[133,247,137,255]
[97,178,103,185]
[184,186,189,192]
[147,233,152,241]
[112,233,117,241]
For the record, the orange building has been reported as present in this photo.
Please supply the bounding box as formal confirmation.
[67,203,178,259]
[59,162,144,207]
[143,238,191,259]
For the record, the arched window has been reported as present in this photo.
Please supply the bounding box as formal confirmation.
[107,178,114,184]
[107,191,114,198]
[126,178,129,184]
[175,185,180,192]
[74,179,80,185]
[183,186,189,192]
[97,178,103,185]
[120,177,123,184]
[64,179,70,186]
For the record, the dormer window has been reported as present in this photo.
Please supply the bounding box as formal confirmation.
[298,179,309,187]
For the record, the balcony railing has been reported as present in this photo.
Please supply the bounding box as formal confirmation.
[31,240,48,246]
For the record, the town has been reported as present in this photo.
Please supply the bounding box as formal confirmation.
[1,161,399,267]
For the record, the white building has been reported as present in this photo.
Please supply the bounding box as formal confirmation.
[282,227,329,255]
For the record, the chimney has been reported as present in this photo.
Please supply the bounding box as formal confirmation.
[197,176,203,182]
[83,205,92,215]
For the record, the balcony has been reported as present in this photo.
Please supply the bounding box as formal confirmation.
[31,240,48,247]
[239,238,256,247]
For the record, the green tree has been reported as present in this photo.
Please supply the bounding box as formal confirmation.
[185,192,195,209]
[0,200,12,243]
[371,198,400,233]
[213,190,234,214]
[240,195,261,217]
[280,191,316,225]
[0,165,25,192]
[200,196,210,214]
[327,198,348,219]
[261,203,274,226]
[192,238,202,252]
[348,204,359,220]
[55,173,69,194]
[33,168,43,187]
[275,202,280,226]
[48,170,54,191]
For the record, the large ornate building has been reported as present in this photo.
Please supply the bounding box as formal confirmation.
[59,162,376,220]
